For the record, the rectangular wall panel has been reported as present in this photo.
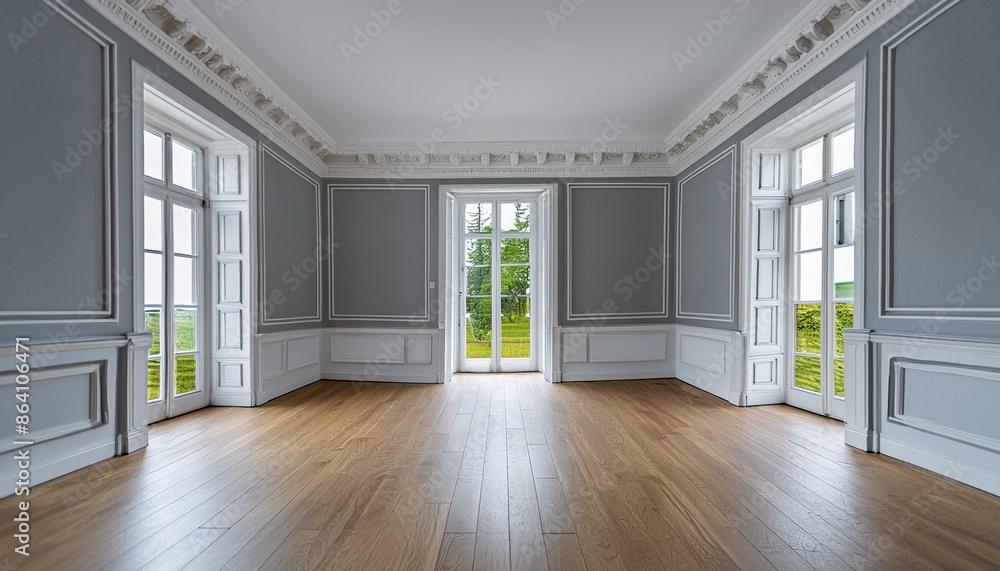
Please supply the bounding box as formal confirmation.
[676,147,736,323]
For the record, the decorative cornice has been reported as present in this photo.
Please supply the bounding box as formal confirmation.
[82,0,333,175]
[665,0,916,174]
[323,143,669,178]
[84,0,914,178]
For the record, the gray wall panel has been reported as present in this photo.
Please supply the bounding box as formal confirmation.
[0,7,110,317]
[886,0,1000,312]
[330,185,429,321]
[260,148,321,324]
[567,184,668,320]
[676,149,736,326]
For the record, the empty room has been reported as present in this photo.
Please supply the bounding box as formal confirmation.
[2,0,1000,569]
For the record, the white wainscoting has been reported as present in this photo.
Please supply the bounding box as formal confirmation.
[323,328,442,384]
[0,338,132,497]
[870,333,1000,496]
[254,330,322,405]
[674,325,746,405]
[558,325,674,382]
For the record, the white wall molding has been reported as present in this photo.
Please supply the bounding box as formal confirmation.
[844,328,875,451]
[676,146,738,322]
[667,0,915,174]
[1,1,118,324]
[0,337,125,498]
[258,144,323,326]
[565,183,670,321]
[82,0,331,175]
[327,184,431,322]
[674,325,746,405]
[82,0,914,178]
[326,145,670,178]
[121,332,152,453]
[323,328,442,384]
[559,324,674,382]
[873,332,1000,496]
[254,329,322,405]
[877,0,1000,321]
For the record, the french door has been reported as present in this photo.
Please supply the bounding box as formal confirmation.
[143,127,209,422]
[459,198,537,373]
[788,187,855,419]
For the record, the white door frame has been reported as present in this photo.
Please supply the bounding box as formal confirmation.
[441,185,556,380]
[132,63,258,422]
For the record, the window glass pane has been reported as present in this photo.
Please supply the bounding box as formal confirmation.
[831,127,855,176]
[147,358,161,402]
[466,267,491,296]
[174,256,196,306]
[145,252,162,306]
[795,355,822,393]
[834,359,845,398]
[795,303,822,354]
[465,203,493,233]
[835,303,854,357]
[143,129,164,180]
[796,251,822,301]
[500,265,530,298]
[501,299,530,359]
[175,354,197,395]
[173,204,196,256]
[465,297,492,359]
[835,192,855,246]
[175,308,197,352]
[171,139,198,191]
[145,310,161,357]
[501,202,530,232]
[795,138,824,188]
[796,200,823,251]
[465,239,492,267]
[500,238,530,264]
[144,196,163,251]
[833,245,855,300]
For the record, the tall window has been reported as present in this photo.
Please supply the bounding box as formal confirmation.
[788,124,856,419]
[143,126,205,422]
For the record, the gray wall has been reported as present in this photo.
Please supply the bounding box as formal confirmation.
[329,184,432,323]
[673,0,1000,340]
[564,183,669,323]
[322,178,670,329]
[0,0,321,345]
[883,0,1000,315]
[259,146,322,329]
[675,149,737,328]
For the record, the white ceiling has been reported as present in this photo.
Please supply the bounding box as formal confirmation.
[186,0,813,148]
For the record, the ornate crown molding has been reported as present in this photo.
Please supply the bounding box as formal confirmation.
[324,143,669,178]
[82,0,334,175]
[665,0,915,174]
[84,0,914,178]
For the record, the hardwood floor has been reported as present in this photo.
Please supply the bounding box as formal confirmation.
[2,375,999,570]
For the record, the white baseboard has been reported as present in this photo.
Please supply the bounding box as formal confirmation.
[745,388,785,406]
[880,436,1000,497]
[323,328,442,384]
[255,330,323,405]
[558,324,673,383]
[845,425,877,452]
[674,325,746,406]
[210,392,254,407]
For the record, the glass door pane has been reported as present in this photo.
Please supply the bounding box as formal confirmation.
[792,199,824,397]
[144,196,165,403]
[172,203,200,397]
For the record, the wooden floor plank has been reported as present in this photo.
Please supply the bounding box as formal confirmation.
[1,377,998,571]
